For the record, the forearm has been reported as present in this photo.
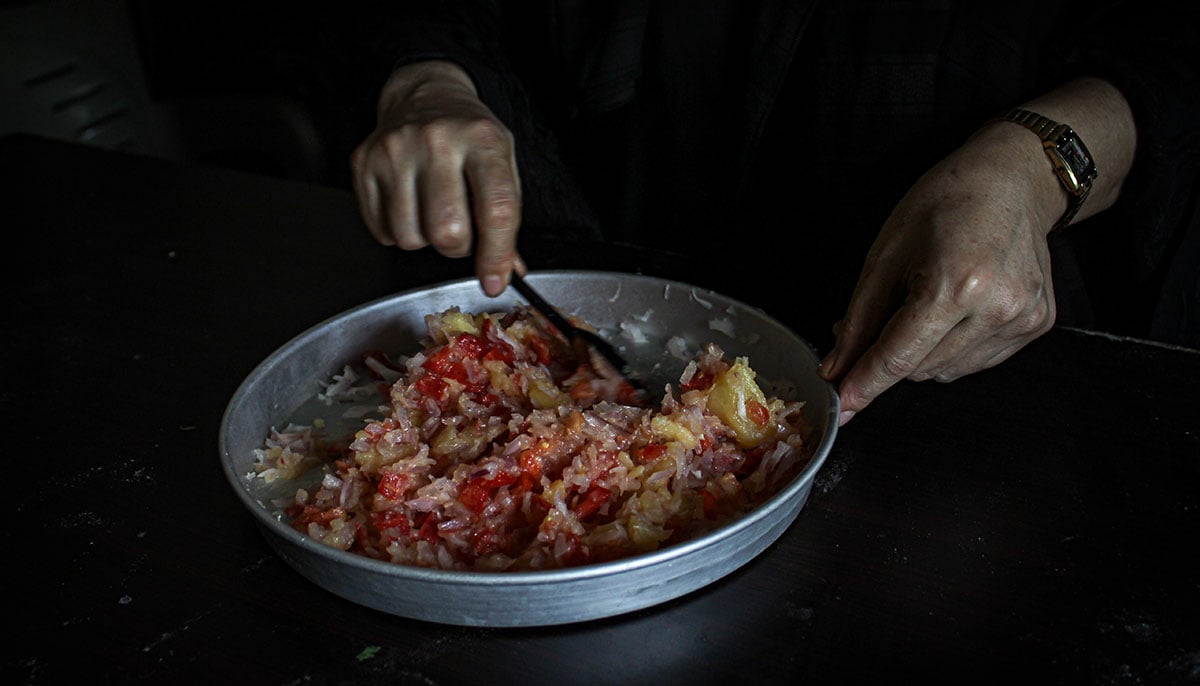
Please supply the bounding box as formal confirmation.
[977,76,1137,233]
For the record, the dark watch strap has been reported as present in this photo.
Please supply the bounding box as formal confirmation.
[1001,108,1064,141]
[997,107,1097,231]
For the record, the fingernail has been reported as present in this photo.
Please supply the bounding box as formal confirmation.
[818,352,837,379]
[838,410,856,426]
[482,274,504,297]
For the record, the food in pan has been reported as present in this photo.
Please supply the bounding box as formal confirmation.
[252,306,812,571]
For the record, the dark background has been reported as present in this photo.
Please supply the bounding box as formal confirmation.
[3,0,1196,349]
[2,1,385,187]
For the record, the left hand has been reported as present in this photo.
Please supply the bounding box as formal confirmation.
[818,123,1065,425]
[820,77,1137,426]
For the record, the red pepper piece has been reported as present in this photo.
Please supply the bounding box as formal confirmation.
[747,400,770,428]
[377,472,410,500]
[459,481,491,514]
[574,486,611,521]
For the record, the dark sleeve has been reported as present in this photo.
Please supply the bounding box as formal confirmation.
[1058,0,1200,277]
[366,1,521,124]
[365,1,604,241]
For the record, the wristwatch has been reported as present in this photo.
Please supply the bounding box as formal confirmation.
[997,108,1098,231]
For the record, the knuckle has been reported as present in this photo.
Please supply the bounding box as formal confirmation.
[1010,305,1050,335]
[984,290,1026,325]
[429,220,467,245]
[481,193,520,230]
[945,267,993,309]
[933,369,961,383]
[986,285,1054,334]
[417,120,462,156]
[428,222,471,255]
[880,353,918,379]
[381,130,416,159]
[464,117,513,150]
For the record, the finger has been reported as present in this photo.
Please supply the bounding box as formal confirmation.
[819,256,904,382]
[923,334,1025,383]
[354,168,394,246]
[837,299,961,416]
[350,142,396,246]
[978,339,1024,371]
[352,138,427,250]
[465,150,522,296]
[418,157,473,258]
[916,314,1044,382]
[381,167,426,250]
[908,318,1000,382]
[912,287,1053,382]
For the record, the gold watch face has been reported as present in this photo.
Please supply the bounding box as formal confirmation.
[1051,128,1097,192]
[1047,147,1083,193]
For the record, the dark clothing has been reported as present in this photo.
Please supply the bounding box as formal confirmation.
[378,0,1200,346]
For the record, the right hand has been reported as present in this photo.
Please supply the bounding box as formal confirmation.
[351,60,522,296]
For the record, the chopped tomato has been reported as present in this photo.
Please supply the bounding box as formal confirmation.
[472,390,500,407]
[479,471,517,489]
[616,382,643,405]
[574,487,611,521]
[519,450,543,481]
[472,527,504,556]
[518,438,557,481]
[682,371,714,392]
[415,513,440,543]
[422,345,456,375]
[371,509,412,534]
[746,400,770,428]
[422,338,478,383]
[414,373,450,402]
[377,472,411,500]
[528,334,553,365]
[516,471,539,495]
[459,481,491,513]
[458,468,519,515]
[634,442,668,462]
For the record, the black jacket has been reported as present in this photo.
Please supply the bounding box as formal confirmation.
[376,0,1199,345]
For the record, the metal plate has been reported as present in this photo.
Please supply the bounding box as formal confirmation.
[219,270,839,627]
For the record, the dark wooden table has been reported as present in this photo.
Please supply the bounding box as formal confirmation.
[5,133,1198,685]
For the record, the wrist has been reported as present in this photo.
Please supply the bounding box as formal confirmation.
[380,60,479,113]
[992,108,1098,232]
[968,122,1069,236]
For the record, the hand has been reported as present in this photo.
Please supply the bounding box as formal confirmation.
[818,123,1066,425]
[351,60,522,296]
[819,77,1136,426]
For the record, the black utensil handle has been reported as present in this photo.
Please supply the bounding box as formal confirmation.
[510,271,575,337]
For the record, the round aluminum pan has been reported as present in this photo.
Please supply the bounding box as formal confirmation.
[219,270,839,627]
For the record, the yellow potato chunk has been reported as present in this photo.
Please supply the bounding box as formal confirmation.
[442,310,480,338]
[527,369,571,409]
[706,359,772,447]
[650,415,699,450]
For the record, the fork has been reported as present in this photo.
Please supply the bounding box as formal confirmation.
[508,271,647,396]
